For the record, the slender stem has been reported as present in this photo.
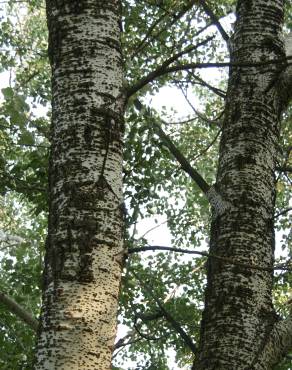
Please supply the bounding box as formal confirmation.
[0,291,38,331]
[128,245,292,271]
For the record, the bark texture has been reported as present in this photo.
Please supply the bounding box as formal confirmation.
[35,1,125,369]
[194,1,291,369]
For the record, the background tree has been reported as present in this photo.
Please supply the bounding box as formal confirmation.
[0,0,291,369]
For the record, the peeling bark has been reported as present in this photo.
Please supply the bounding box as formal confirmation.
[194,1,292,369]
[34,1,125,369]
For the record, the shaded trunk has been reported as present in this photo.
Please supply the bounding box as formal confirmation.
[194,1,290,369]
[35,1,125,369]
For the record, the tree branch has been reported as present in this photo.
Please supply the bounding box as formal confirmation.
[276,166,292,173]
[133,99,208,192]
[152,118,211,194]
[0,291,38,331]
[254,317,292,369]
[189,71,226,98]
[198,0,230,45]
[274,207,292,218]
[132,271,197,354]
[131,11,169,59]
[193,129,221,162]
[127,36,215,98]
[131,0,198,59]
[128,245,292,272]
[127,58,291,98]
[133,98,232,216]
[179,85,223,126]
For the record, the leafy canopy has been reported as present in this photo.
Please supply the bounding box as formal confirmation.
[0,0,291,369]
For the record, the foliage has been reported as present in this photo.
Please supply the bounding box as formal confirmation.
[0,0,291,369]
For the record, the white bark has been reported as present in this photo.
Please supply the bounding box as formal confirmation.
[35,1,125,369]
[255,317,292,369]
[194,1,292,369]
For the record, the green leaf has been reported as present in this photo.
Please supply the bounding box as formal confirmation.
[1,87,14,100]
[18,131,34,145]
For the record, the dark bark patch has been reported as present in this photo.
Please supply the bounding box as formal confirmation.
[231,105,241,124]
[84,125,93,147]
[234,154,257,170]
[79,253,94,282]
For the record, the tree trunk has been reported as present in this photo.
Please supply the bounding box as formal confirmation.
[34,1,125,369]
[194,1,291,369]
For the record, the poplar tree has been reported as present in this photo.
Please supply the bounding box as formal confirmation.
[34,1,126,368]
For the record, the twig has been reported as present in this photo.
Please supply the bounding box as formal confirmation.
[133,98,232,217]
[276,166,292,173]
[131,11,169,59]
[274,207,292,219]
[128,245,292,272]
[163,262,205,303]
[180,86,224,127]
[0,291,38,331]
[130,0,197,60]
[132,271,197,353]
[193,129,221,162]
[127,58,291,98]
[133,316,164,341]
[189,71,227,98]
[139,219,168,240]
[198,0,229,44]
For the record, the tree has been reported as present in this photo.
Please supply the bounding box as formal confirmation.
[193,1,292,369]
[33,0,126,368]
[0,0,291,369]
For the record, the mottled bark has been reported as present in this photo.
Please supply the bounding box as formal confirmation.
[34,1,125,369]
[194,1,291,369]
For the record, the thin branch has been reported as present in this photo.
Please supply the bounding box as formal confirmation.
[132,271,197,353]
[14,143,49,148]
[163,262,205,303]
[127,58,291,98]
[139,219,168,240]
[15,70,40,92]
[136,311,164,321]
[1,172,46,192]
[180,85,223,127]
[0,291,38,331]
[152,118,211,193]
[274,207,292,218]
[276,166,292,173]
[198,0,229,44]
[130,11,169,59]
[180,86,224,127]
[162,36,215,70]
[189,71,227,98]
[128,245,292,272]
[131,0,198,60]
[164,116,197,125]
[127,36,215,98]
[133,98,232,216]
[133,317,164,342]
[114,335,143,351]
[193,129,221,162]
[132,99,209,193]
